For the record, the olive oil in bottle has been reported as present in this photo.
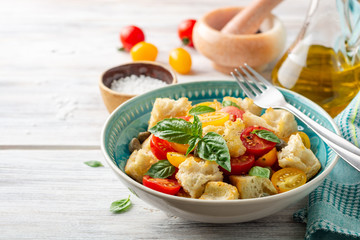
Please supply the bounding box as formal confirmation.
[272,44,360,117]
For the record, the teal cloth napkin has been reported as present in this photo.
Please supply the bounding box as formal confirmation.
[293,92,360,240]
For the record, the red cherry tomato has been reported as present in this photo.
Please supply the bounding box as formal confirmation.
[177,116,191,121]
[219,106,245,121]
[120,25,145,51]
[142,175,181,195]
[240,126,277,157]
[178,19,196,47]
[150,135,175,160]
[220,154,255,175]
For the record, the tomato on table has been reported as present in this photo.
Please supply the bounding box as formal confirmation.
[254,147,278,167]
[142,175,181,195]
[197,111,229,127]
[119,25,145,51]
[271,168,307,193]
[130,41,158,61]
[240,126,277,157]
[178,19,197,47]
[219,106,245,121]
[220,154,255,175]
[169,48,192,74]
[150,135,175,160]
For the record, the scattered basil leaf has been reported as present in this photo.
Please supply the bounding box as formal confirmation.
[251,129,281,143]
[149,118,194,144]
[186,137,201,156]
[110,196,132,213]
[188,106,215,116]
[84,161,103,167]
[191,115,203,137]
[222,100,240,109]
[145,160,176,179]
[196,132,231,172]
[249,166,270,178]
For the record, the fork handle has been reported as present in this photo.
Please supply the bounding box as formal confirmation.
[283,103,360,171]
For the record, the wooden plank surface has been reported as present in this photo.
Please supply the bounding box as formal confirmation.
[0,0,311,239]
[0,150,307,240]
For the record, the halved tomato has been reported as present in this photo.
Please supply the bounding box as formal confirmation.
[177,116,191,121]
[240,126,277,157]
[143,175,181,195]
[197,111,229,127]
[150,135,175,160]
[169,142,189,154]
[220,154,255,175]
[219,106,244,121]
[271,168,307,193]
[167,152,189,167]
[254,147,278,167]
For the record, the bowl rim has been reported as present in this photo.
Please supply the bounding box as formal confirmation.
[99,61,178,97]
[101,80,340,205]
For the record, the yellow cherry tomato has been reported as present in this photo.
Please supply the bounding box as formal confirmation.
[197,112,229,127]
[167,152,189,168]
[271,167,307,193]
[169,142,189,154]
[295,131,311,149]
[187,101,222,115]
[130,41,158,61]
[169,47,192,74]
[254,147,278,167]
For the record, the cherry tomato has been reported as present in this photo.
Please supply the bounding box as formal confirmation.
[271,168,307,193]
[295,131,311,149]
[143,175,181,195]
[120,25,145,52]
[167,152,189,167]
[177,116,191,121]
[178,19,196,47]
[197,111,230,127]
[254,147,278,167]
[240,126,277,157]
[150,135,175,160]
[130,41,158,61]
[169,48,192,74]
[169,142,189,154]
[220,154,255,175]
[220,106,245,121]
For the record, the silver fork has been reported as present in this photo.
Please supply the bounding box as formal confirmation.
[232,64,360,171]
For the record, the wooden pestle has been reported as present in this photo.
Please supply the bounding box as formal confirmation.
[221,0,283,35]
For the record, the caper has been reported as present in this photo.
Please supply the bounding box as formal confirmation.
[276,139,287,151]
[137,131,151,143]
[129,138,141,153]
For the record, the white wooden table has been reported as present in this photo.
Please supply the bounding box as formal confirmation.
[1,0,311,239]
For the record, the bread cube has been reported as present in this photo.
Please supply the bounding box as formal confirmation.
[176,157,223,198]
[261,108,298,138]
[223,96,262,116]
[148,97,192,129]
[199,181,239,200]
[125,148,159,183]
[242,111,275,131]
[278,133,321,179]
[223,119,246,157]
[229,175,278,199]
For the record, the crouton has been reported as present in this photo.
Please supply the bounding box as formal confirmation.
[176,157,223,198]
[261,108,298,138]
[229,175,278,199]
[125,147,158,183]
[242,111,275,130]
[148,97,192,129]
[223,119,246,157]
[278,133,321,179]
[223,97,262,116]
[199,181,239,200]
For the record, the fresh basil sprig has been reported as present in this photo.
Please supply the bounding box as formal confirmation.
[251,129,281,143]
[145,160,176,178]
[84,161,103,167]
[222,100,240,109]
[149,116,231,171]
[110,196,132,213]
[188,105,215,115]
[249,166,271,179]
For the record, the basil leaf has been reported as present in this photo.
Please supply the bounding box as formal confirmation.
[110,196,132,213]
[251,129,281,143]
[84,161,103,167]
[248,166,270,178]
[149,118,194,144]
[189,106,215,116]
[191,115,202,137]
[196,132,231,172]
[145,160,176,179]
[222,100,240,109]
[186,137,201,156]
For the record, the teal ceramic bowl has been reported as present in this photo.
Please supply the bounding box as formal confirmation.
[101,81,339,223]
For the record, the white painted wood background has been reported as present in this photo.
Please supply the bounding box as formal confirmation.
[1,0,311,239]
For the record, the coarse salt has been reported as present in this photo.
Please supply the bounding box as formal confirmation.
[110,74,167,95]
